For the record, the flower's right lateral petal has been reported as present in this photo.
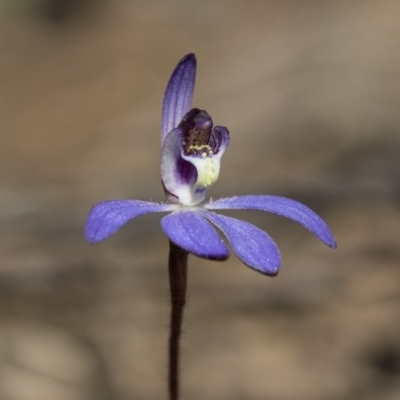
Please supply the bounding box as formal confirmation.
[210,125,230,156]
[162,53,197,143]
[161,211,229,260]
[206,195,337,249]
[85,200,175,243]
[201,210,281,276]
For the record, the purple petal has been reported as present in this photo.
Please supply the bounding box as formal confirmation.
[162,53,197,143]
[161,211,229,260]
[201,210,281,276]
[210,125,230,156]
[205,195,337,249]
[85,200,175,243]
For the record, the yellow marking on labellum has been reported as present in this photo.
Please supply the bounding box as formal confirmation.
[196,158,219,188]
[187,144,212,153]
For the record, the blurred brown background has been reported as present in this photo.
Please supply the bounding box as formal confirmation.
[0,1,399,399]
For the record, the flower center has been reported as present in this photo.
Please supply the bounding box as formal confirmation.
[179,108,214,157]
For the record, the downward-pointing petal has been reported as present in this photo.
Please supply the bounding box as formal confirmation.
[162,53,197,143]
[201,210,281,276]
[161,211,229,260]
[206,195,337,248]
[85,200,175,243]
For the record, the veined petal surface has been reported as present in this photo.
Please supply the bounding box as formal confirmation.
[161,210,229,260]
[201,210,281,275]
[161,53,197,143]
[85,200,175,243]
[206,195,337,248]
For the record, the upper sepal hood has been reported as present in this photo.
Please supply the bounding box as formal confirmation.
[161,53,197,144]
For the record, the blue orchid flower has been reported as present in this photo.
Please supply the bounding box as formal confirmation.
[85,53,336,276]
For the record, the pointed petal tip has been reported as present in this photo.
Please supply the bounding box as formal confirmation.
[84,203,111,243]
[246,262,280,277]
[262,267,280,277]
[318,226,337,249]
[175,53,197,75]
[85,233,106,244]
[248,261,280,277]
[84,225,102,244]
[327,237,338,249]
[181,53,196,64]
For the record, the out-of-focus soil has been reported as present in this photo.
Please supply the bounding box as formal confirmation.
[0,1,399,399]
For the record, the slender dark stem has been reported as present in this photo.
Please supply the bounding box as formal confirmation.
[168,241,189,400]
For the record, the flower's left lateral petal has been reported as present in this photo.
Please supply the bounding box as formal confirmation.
[162,53,197,143]
[161,211,229,260]
[206,195,337,249]
[85,200,175,243]
[201,210,281,276]
[161,127,197,204]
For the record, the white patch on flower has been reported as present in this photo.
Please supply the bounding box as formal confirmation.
[184,154,220,191]
[168,155,222,207]
[199,158,219,187]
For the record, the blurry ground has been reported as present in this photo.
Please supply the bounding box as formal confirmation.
[0,1,399,399]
